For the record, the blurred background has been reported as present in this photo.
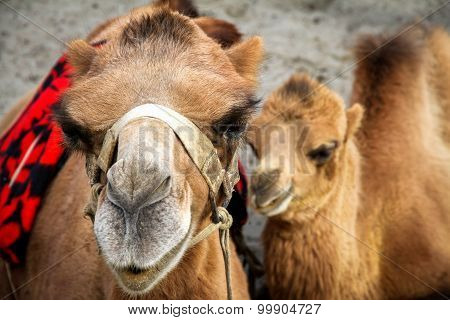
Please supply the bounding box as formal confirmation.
[1,0,449,283]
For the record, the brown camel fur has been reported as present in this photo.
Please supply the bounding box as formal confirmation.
[0,0,263,299]
[249,29,450,299]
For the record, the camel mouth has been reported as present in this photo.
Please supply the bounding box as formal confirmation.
[113,230,190,295]
[94,181,194,296]
[116,266,155,293]
[253,185,294,217]
[122,265,148,275]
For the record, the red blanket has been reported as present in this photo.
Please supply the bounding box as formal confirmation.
[0,56,71,264]
[0,55,248,265]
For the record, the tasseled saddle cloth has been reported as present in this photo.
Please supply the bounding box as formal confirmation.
[0,55,248,265]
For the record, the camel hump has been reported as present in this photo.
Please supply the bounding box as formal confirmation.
[153,0,199,18]
[155,1,242,48]
[353,27,426,84]
[350,26,429,112]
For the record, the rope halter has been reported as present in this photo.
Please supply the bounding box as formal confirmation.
[84,104,240,300]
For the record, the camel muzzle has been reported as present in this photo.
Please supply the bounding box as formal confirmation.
[106,119,174,213]
[84,103,240,299]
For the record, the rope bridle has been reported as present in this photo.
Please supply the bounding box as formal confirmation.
[84,104,240,300]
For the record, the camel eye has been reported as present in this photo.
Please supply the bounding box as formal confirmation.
[213,97,260,141]
[308,142,338,165]
[54,106,92,152]
[213,123,247,140]
[223,123,247,139]
[61,125,83,148]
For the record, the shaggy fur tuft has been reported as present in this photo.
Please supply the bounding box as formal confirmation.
[120,10,194,47]
[154,0,199,18]
[281,74,314,102]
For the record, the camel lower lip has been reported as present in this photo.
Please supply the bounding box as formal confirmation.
[254,186,294,216]
[116,267,155,293]
[112,229,190,294]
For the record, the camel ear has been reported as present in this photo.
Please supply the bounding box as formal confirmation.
[194,17,241,48]
[226,36,264,85]
[346,103,364,140]
[67,39,96,76]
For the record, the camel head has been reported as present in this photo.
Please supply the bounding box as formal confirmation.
[248,73,362,219]
[55,6,263,295]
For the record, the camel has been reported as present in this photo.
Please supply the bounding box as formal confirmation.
[0,0,263,299]
[248,28,450,299]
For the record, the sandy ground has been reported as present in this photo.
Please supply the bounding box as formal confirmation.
[1,0,449,112]
[1,0,449,291]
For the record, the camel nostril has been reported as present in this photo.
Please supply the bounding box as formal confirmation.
[251,168,281,194]
[153,175,172,200]
[106,159,174,212]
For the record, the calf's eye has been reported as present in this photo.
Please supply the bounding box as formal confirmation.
[307,142,338,165]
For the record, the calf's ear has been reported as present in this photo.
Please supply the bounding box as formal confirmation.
[345,103,364,140]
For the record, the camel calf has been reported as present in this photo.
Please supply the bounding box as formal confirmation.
[249,28,450,299]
